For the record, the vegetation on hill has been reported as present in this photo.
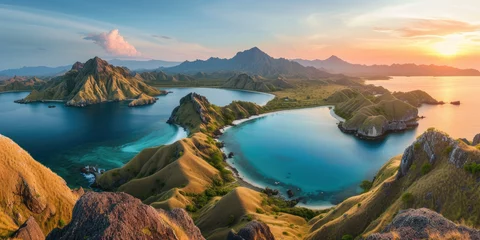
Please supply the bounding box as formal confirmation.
[0,134,80,238]
[222,73,294,92]
[307,129,480,239]
[327,88,438,139]
[167,92,264,134]
[0,76,45,93]
[15,57,166,107]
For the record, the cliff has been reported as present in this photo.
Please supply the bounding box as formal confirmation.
[307,129,480,239]
[167,92,264,134]
[47,192,205,240]
[0,134,79,238]
[329,89,438,139]
[15,57,166,107]
[222,73,293,92]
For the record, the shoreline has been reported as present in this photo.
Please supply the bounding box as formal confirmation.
[218,105,340,208]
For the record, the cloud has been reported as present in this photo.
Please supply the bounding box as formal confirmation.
[152,34,172,40]
[385,19,480,37]
[84,29,140,56]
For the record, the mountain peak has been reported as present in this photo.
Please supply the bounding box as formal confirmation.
[326,55,345,62]
[232,47,272,63]
[82,57,110,74]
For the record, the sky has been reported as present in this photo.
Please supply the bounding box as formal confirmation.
[1,0,480,69]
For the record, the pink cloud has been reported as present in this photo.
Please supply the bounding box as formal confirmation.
[84,29,140,56]
[377,19,480,37]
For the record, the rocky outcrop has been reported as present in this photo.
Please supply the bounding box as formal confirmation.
[227,221,275,240]
[367,208,480,240]
[222,73,293,92]
[11,216,45,240]
[47,192,205,240]
[128,93,158,107]
[15,57,166,107]
[473,133,480,146]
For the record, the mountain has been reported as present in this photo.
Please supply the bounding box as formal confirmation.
[0,65,70,77]
[222,73,294,92]
[108,59,181,70]
[165,47,334,79]
[15,57,166,107]
[307,129,480,239]
[294,56,480,77]
[0,134,80,237]
[0,76,45,93]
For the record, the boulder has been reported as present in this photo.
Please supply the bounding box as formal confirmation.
[473,134,480,146]
[227,221,275,240]
[11,216,45,240]
[367,208,480,240]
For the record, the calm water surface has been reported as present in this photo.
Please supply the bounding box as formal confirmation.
[221,77,480,207]
[0,88,273,187]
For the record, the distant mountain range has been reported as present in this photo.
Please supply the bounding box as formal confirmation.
[0,65,71,77]
[165,47,334,79]
[294,56,480,77]
[0,59,180,77]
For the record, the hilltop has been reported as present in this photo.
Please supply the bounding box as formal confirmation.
[307,129,480,239]
[295,56,480,77]
[165,47,334,79]
[15,57,166,107]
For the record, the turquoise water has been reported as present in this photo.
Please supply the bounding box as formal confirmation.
[222,77,480,207]
[0,88,273,187]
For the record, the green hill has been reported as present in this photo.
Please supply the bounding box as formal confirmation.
[222,73,294,92]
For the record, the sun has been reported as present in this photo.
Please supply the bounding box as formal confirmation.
[433,35,462,57]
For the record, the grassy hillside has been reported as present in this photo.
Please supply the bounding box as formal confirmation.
[307,129,480,239]
[0,135,80,237]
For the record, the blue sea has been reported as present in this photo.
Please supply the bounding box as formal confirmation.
[0,88,273,187]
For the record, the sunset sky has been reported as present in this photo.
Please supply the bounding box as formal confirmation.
[1,0,480,69]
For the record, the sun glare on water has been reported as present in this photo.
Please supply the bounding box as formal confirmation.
[433,35,462,57]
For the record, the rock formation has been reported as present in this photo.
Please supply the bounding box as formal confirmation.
[367,208,480,240]
[47,192,205,240]
[227,221,275,240]
[0,76,45,92]
[473,133,480,146]
[15,57,166,107]
[11,217,45,240]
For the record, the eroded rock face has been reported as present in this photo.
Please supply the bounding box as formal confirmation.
[47,192,204,240]
[367,208,480,240]
[473,133,480,146]
[398,130,461,178]
[160,208,205,240]
[227,221,275,240]
[11,216,45,240]
[17,177,47,214]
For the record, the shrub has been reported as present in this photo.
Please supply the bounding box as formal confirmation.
[227,215,235,226]
[186,205,197,212]
[401,193,414,206]
[357,203,361,208]
[359,180,373,192]
[342,234,354,240]
[256,208,265,214]
[58,219,66,227]
[464,162,480,174]
[414,142,421,151]
[282,231,289,236]
[421,163,432,175]
[443,146,453,156]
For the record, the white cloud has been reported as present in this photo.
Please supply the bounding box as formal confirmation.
[84,29,140,57]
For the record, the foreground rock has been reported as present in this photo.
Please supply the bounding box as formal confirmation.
[47,192,205,240]
[15,57,166,107]
[367,208,480,240]
[227,221,275,240]
[11,217,45,240]
[473,133,480,146]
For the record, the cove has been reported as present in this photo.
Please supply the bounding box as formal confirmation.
[0,88,273,188]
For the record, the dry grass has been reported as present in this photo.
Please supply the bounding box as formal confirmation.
[0,135,79,237]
